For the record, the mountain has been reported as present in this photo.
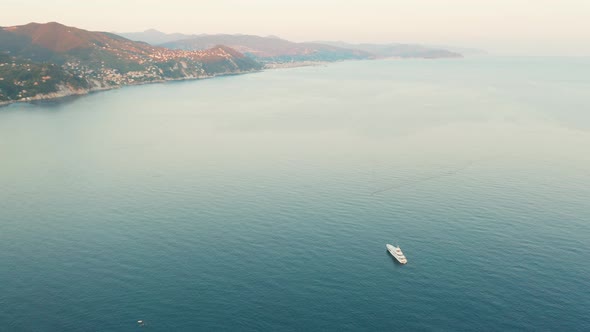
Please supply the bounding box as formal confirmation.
[119,29,195,45]
[120,30,462,63]
[158,34,373,63]
[0,22,262,104]
[316,41,462,59]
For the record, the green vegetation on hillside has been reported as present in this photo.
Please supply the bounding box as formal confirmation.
[0,57,87,101]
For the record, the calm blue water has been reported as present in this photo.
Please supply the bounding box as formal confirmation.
[1,57,589,331]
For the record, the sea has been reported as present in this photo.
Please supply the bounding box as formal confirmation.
[1,57,589,331]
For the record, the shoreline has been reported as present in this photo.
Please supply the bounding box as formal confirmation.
[0,59,352,108]
[0,57,462,108]
[264,61,331,69]
[0,69,261,108]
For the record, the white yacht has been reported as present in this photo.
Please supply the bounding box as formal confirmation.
[386,244,407,264]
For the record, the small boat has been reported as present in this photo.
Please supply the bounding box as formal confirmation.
[386,244,407,264]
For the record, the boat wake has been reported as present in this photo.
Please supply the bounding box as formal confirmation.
[370,154,504,195]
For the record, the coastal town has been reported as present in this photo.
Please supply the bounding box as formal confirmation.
[0,41,261,104]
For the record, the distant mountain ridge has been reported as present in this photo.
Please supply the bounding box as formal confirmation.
[160,35,372,63]
[316,41,463,59]
[118,30,463,63]
[120,30,373,63]
[118,29,196,45]
[0,22,262,104]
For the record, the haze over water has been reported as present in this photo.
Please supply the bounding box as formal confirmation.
[1,57,589,331]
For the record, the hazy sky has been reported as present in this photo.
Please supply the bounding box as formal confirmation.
[3,0,590,55]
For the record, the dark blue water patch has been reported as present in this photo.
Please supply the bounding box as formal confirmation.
[1,57,590,331]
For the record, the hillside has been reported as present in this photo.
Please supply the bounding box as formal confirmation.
[0,22,262,103]
[121,30,462,63]
[119,29,195,45]
[158,34,373,63]
[317,41,463,59]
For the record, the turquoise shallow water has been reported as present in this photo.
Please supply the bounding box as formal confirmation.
[1,57,590,331]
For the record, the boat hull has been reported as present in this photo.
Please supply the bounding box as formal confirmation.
[386,244,408,264]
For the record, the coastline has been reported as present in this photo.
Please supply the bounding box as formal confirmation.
[1,59,358,108]
[264,61,331,69]
[0,56,461,108]
[0,68,261,108]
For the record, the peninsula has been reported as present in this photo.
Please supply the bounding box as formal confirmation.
[1,22,462,106]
